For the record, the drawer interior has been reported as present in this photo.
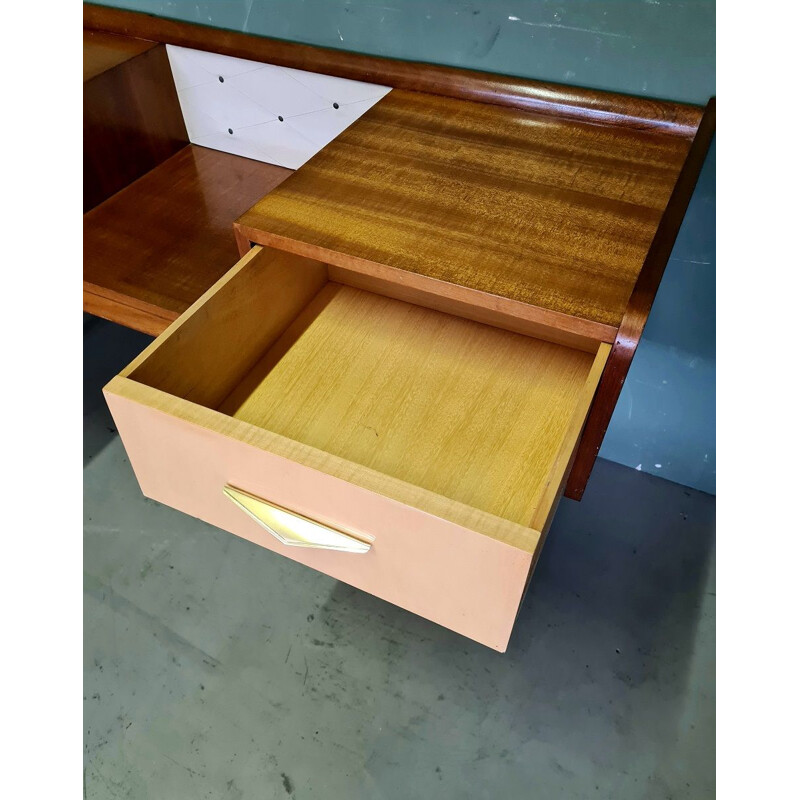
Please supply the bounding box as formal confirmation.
[126,246,609,533]
[218,284,594,525]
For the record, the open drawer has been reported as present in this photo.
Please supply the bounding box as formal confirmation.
[105,246,609,651]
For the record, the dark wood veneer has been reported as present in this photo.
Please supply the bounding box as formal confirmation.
[83,3,701,138]
[84,29,156,81]
[564,99,716,499]
[84,146,292,335]
[84,39,188,211]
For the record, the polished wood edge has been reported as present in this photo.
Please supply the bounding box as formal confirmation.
[83,283,177,337]
[234,223,617,345]
[564,98,717,501]
[83,31,158,82]
[84,3,702,137]
[233,225,252,259]
[84,38,160,87]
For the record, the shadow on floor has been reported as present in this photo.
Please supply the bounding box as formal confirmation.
[83,315,152,466]
[305,459,714,764]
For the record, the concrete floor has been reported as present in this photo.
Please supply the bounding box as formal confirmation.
[84,317,715,799]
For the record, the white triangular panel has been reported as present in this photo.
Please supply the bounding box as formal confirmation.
[235,122,319,169]
[168,46,267,86]
[166,44,391,167]
[229,64,332,118]
[179,104,222,142]
[168,46,219,91]
[280,66,391,105]
[180,80,277,131]
[193,121,320,170]
[285,99,382,148]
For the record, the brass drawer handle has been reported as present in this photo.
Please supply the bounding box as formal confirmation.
[223,485,372,553]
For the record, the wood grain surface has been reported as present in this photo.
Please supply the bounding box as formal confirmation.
[237,89,691,329]
[112,242,551,549]
[106,240,610,647]
[130,247,327,409]
[219,282,599,526]
[83,29,155,81]
[84,146,292,335]
[84,40,187,211]
[326,265,609,351]
[110,376,539,551]
[564,98,716,500]
[84,3,702,137]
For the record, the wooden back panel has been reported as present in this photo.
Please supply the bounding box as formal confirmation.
[84,36,187,210]
[84,3,702,138]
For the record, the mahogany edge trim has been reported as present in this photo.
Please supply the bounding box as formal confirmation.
[564,97,716,501]
[234,223,618,345]
[84,282,177,337]
[83,3,702,137]
[83,32,159,83]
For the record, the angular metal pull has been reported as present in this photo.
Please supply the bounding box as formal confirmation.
[223,485,372,553]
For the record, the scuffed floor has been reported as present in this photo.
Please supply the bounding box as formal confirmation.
[84,318,715,799]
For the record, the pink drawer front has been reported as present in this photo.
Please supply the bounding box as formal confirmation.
[106,384,535,652]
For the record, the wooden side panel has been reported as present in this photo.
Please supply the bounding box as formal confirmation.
[84,41,187,211]
[128,246,327,409]
[236,230,617,346]
[564,99,716,500]
[327,264,606,352]
[84,29,156,81]
[104,386,534,652]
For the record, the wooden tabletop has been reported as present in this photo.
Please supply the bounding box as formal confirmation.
[237,89,693,330]
[84,146,292,334]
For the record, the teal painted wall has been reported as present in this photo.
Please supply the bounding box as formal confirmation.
[95,0,716,493]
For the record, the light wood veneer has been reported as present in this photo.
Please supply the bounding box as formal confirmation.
[236,89,691,330]
[106,246,609,649]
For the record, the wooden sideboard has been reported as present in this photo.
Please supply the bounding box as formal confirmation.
[84,4,714,649]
